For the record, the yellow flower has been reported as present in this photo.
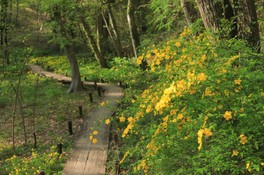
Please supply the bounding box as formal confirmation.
[93,130,98,135]
[197,129,204,150]
[234,79,242,85]
[224,111,232,120]
[137,56,143,65]
[105,119,110,125]
[127,117,134,123]
[203,128,213,137]
[246,162,250,169]
[170,109,177,115]
[261,162,264,166]
[201,54,206,61]
[89,135,93,140]
[177,114,184,120]
[146,105,152,113]
[99,102,105,106]
[92,138,98,144]
[239,134,248,144]
[232,150,238,157]
[146,53,151,59]
[175,42,181,47]
[119,116,126,122]
[182,48,187,53]
[197,73,207,82]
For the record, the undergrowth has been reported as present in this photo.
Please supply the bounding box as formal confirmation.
[109,28,264,174]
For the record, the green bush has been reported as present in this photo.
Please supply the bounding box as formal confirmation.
[116,28,264,174]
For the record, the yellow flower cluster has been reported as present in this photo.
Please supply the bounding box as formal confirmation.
[239,134,248,144]
[89,130,99,144]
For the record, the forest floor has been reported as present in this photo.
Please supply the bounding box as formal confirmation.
[29,64,124,175]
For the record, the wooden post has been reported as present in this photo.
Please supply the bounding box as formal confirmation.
[68,121,73,135]
[57,143,62,154]
[85,77,88,81]
[78,105,83,117]
[119,81,122,87]
[33,132,37,149]
[98,87,102,97]
[94,81,97,90]
[89,93,93,103]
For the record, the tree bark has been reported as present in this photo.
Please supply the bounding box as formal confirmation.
[80,16,109,68]
[127,0,147,70]
[235,0,261,52]
[65,45,83,93]
[51,5,83,93]
[1,0,10,65]
[180,0,198,26]
[223,0,237,38]
[127,0,140,58]
[108,5,123,56]
[195,0,220,32]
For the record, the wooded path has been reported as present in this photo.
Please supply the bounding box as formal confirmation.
[28,64,124,175]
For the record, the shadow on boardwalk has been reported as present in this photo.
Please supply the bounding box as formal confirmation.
[28,64,124,175]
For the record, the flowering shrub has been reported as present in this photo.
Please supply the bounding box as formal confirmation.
[1,146,65,175]
[116,28,264,174]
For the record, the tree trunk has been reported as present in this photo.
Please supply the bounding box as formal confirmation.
[1,0,10,65]
[108,5,123,56]
[180,0,198,26]
[127,0,147,70]
[223,0,237,38]
[102,12,122,57]
[80,16,108,68]
[65,45,83,93]
[195,0,220,32]
[235,0,261,52]
[127,0,140,58]
[51,5,83,93]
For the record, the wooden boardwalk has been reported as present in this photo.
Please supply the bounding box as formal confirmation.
[28,64,124,175]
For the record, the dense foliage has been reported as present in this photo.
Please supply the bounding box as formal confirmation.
[113,28,264,174]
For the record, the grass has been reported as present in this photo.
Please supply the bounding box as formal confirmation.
[0,62,100,174]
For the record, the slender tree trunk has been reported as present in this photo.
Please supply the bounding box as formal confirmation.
[80,16,108,68]
[102,12,122,57]
[195,0,220,32]
[15,0,19,25]
[180,0,198,26]
[96,14,103,53]
[108,5,123,56]
[65,45,83,93]
[127,0,147,70]
[1,0,10,65]
[127,0,140,58]
[223,0,237,38]
[235,0,261,52]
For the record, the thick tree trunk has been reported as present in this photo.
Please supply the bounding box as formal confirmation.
[195,0,220,32]
[65,45,83,93]
[180,0,198,26]
[235,0,261,52]
[80,16,108,68]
